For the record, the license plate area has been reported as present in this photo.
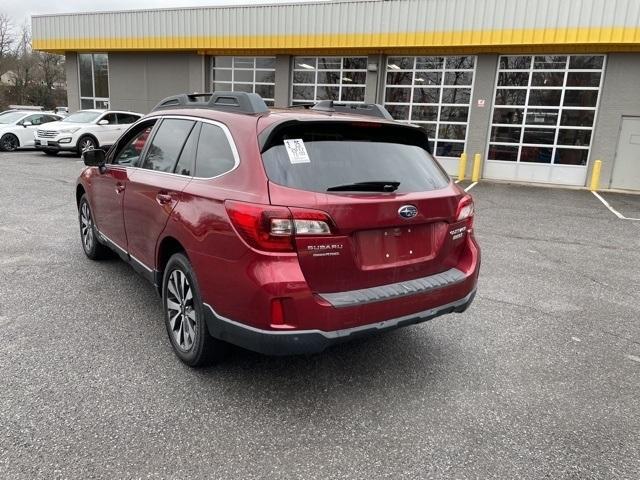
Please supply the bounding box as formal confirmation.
[355,223,442,269]
[41,140,48,146]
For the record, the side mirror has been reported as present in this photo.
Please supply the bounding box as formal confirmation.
[22,122,32,127]
[83,148,106,169]
[98,119,109,125]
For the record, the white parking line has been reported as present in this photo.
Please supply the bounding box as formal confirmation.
[464,182,478,192]
[454,179,461,184]
[627,354,640,364]
[592,191,640,221]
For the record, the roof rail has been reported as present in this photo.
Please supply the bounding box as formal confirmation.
[310,101,394,120]
[152,91,269,115]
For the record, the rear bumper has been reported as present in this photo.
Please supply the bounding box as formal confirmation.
[204,289,476,356]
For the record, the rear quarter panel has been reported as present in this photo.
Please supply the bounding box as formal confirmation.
[156,115,276,324]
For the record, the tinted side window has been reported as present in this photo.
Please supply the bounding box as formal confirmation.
[42,115,59,124]
[25,114,45,125]
[142,119,195,173]
[195,123,236,177]
[174,122,200,176]
[101,113,118,124]
[113,122,156,167]
[117,113,140,124]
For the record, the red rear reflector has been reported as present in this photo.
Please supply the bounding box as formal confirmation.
[270,298,285,326]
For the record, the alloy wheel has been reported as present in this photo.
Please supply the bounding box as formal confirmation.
[1,135,18,152]
[80,138,96,152]
[166,269,197,351]
[80,202,94,252]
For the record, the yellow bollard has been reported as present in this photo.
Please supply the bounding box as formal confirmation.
[457,153,467,181]
[471,153,482,183]
[589,159,602,191]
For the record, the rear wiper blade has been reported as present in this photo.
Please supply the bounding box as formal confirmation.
[326,181,400,192]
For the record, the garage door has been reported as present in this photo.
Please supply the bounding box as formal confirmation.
[383,55,476,175]
[212,56,276,106]
[485,55,605,186]
[290,56,368,105]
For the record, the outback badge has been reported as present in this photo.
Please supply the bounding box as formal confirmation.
[398,205,418,219]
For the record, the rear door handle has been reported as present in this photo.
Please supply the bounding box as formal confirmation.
[115,182,125,194]
[156,192,173,205]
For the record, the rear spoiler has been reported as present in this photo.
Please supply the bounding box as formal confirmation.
[258,119,432,154]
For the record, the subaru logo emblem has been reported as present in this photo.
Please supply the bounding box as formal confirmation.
[398,205,418,219]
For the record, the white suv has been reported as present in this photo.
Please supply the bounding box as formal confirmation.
[0,111,63,151]
[34,109,142,155]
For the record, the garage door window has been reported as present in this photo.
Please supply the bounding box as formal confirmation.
[488,55,605,166]
[291,56,367,105]
[384,56,476,159]
[212,56,276,106]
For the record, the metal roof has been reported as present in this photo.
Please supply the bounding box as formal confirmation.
[32,0,640,54]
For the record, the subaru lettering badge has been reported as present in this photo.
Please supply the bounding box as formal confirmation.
[398,205,418,219]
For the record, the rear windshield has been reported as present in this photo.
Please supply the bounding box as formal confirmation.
[261,122,449,194]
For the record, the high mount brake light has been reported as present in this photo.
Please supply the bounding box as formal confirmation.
[225,201,333,253]
[456,195,475,223]
[350,121,383,129]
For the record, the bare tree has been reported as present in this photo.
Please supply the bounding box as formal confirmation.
[11,23,36,104]
[0,18,66,109]
[0,13,14,77]
[38,52,64,90]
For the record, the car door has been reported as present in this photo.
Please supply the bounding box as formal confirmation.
[16,114,46,147]
[95,112,121,146]
[89,119,158,253]
[123,118,197,270]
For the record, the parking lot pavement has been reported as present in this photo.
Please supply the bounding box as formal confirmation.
[596,191,640,220]
[1,151,639,479]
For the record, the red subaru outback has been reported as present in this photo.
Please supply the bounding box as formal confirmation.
[77,93,480,366]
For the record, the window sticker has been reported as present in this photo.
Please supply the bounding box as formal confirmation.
[283,139,311,164]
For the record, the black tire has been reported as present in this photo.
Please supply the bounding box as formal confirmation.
[162,253,227,367]
[43,149,58,156]
[77,135,97,155]
[78,194,110,260]
[0,133,19,152]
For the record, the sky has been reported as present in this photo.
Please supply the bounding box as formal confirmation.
[2,0,331,26]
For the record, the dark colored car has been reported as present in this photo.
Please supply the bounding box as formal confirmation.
[77,92,480,366]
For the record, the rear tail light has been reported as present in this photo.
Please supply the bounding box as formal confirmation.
[270,218,293,236]
[456,195,475,230]
[456,195,474,221]
[290,208,333,235]
[293,219,331,235]
[225,200,334,253]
